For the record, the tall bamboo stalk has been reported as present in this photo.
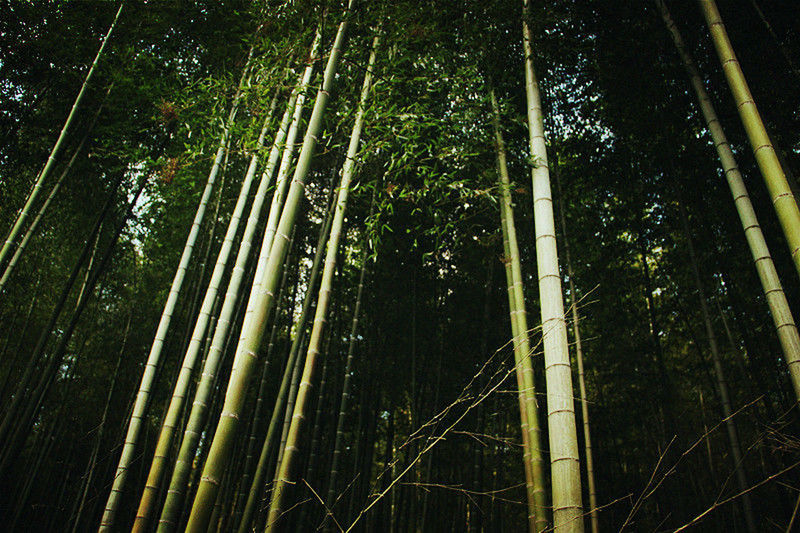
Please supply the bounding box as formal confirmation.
[657,0,800,403]
[522,1,583,529]
[553,166,598,533]
[324,195,375,519]
[0,2,123,274]
[0,87,110,292]
[679,205,757,530]
[185,5,355,529]
[133,94,279,531]
[265,30,377,531]
[99,47,254,531]
[156,60,319,533]
[698,0,800,279]
[490,89,547,532]
[236,180,338,533]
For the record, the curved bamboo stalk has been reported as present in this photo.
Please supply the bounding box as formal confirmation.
[0,2,124,274]
[698,0,800,279]
[265,29,377,531]
[184,4,354,528]
[657,0,800,402]
[99,47,254,531]
[522,1,583,530]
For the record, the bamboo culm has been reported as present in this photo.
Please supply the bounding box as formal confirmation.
[99,46,254,531]
[699,0,800,279]
[0,86,111,292]
[553,165,599,533]
[0,2,124,275]
[132,93,280,531]
[236,182,339,533]
[265,30,377,531]
[657,0,800,403]
[184,8,352,525]
[522,0,584,529]
[491,88,547,532]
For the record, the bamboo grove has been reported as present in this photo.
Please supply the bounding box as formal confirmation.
[1,0,799,531]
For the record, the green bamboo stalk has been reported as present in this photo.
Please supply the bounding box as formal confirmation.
[265,29,377,531]
[490,89,547,532]
[236,181,338,533]
[99,47,254,532]
[0,87,110,292]
[185,5,355,527]
[657,0,800,402]
[133,94,279,531]
[698,0,800,279]
[157,41,322,533]
[522,1,583,530]
[553,165,598,533]
[0,172,123,448]
[680,205,757,531]
[324,214,374,518]
[0,2,123,274]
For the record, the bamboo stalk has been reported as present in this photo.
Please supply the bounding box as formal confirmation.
[185,5,355,528]
[0,2,124,274]
[99,47,254,531]
[265,29,377,531]
[657,0,800,402]
[522,1,583,529]
[698,0,800,279]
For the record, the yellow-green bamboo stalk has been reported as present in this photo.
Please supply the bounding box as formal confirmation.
[490,89,548,532]
[657,0,800,401]
[99,46,254,532]
[0,2,124,275]
[184,5,355,529]
[265,30,377,532]
[698,0,800,279]
[156,42,320,533]
[132,91,279,531]
[522,1,583,530]
[553,165,598,533]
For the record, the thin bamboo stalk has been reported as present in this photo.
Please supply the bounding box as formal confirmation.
[553,164,598,533]
[490,88,547,532]
[133,94,279,531]
[657,0,800,402]
[0,2,124,273]
[698,0,800,279]
[99,47,254,531]
[265,29,376,531]
[185,7,353,525]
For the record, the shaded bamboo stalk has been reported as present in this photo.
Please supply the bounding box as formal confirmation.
[0,85,111,292]
[698,0,800,279]
[522,0,583,529]
[133,93,280,531]
[553,164,599,532]
[657,0,800,402]
[323,193,376,520]
[184,6,355,529]
[0,2,124,273]
[680,205,756,531]
[99,47,255,531]
[490,88,547,532]
[265,29,377,531]
[236,183,338,533]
